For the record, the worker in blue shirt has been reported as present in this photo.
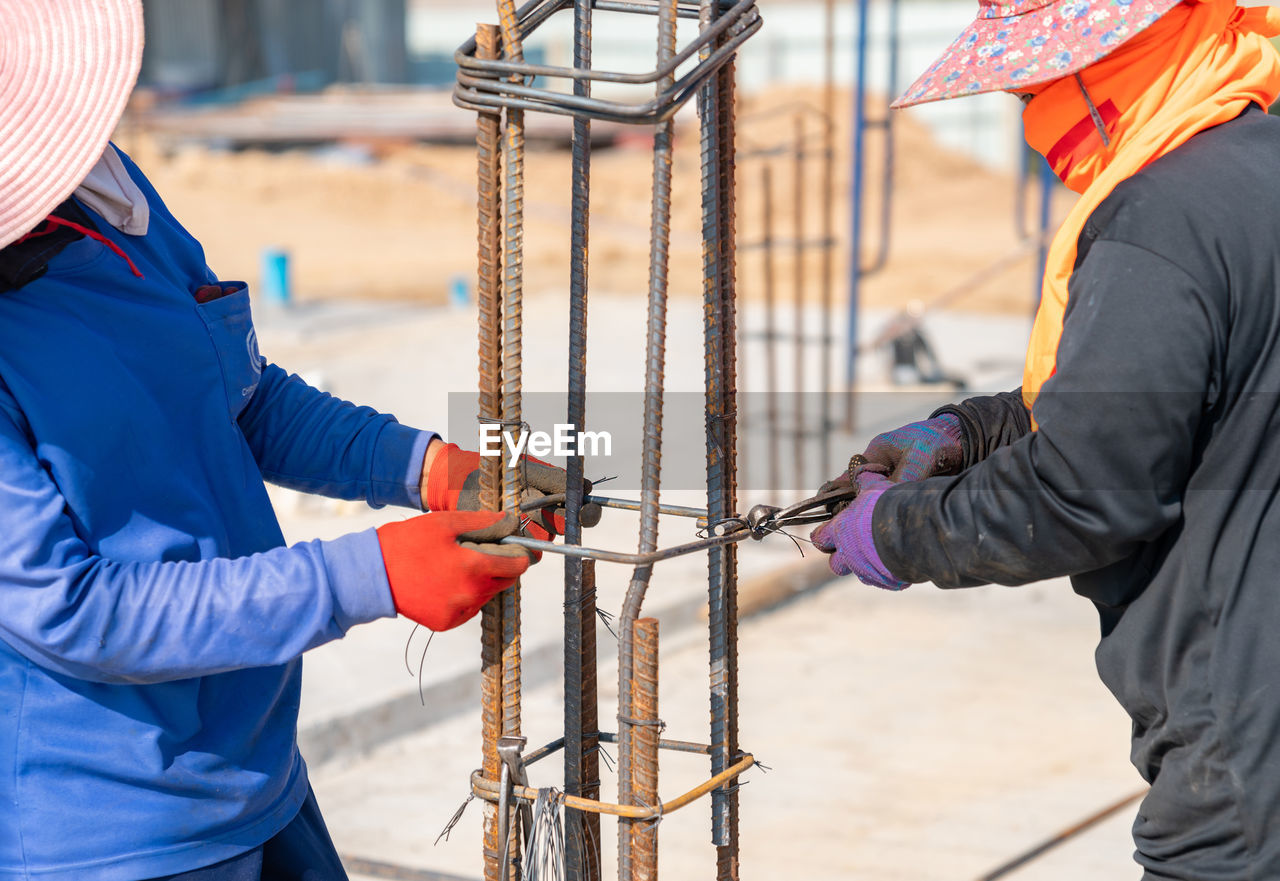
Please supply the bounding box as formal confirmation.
[0,3,596,879]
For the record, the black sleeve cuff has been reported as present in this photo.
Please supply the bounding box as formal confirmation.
[930,388,1032,469]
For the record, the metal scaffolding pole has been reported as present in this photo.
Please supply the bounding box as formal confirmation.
[736,100,836,496]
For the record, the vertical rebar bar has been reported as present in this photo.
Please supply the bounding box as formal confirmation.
[617,1,679,877]
[791,113,806,496]
[699,0,741,870]
[819,0,835,483]
[874,0,900,273]
[631,618,660,881]
[761,164,780,493]
[716,57,742,880]
[475,23,505,881]
[845,0,869,432]
[735,206,748,499]
[575,560,602,881]
[564,0,599,876]
[495,0,526,868]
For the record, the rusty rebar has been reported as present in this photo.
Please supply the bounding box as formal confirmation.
[463,3,755,878]
[760,163,779,493]
[495,0,527,869]
[791,112,806,498]
[631,618,660,881]
[698,0,741,867]
[476,23,506,881]
[452,0,761,126]
[819,0,835,482]
[617,0,679,876]
[563,0,600,875]
[574,560,602,881]
[716,57,742,880]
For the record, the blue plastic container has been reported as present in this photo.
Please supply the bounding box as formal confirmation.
[260,248,292,306]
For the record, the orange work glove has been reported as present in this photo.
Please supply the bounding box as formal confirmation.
[377,510,532,632]
[423,443,602,540]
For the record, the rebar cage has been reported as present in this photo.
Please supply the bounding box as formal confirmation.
[453,0,759,876]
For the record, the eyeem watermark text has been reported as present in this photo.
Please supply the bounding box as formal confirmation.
[479,424,613,461]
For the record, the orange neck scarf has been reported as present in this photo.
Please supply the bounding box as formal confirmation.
[1020,0,1280,420]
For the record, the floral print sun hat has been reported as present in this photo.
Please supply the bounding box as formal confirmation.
[892,0,1184,108]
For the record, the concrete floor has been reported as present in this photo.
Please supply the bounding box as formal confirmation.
[312,576,1144,881]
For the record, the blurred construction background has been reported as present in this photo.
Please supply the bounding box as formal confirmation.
[114,1,1145,878]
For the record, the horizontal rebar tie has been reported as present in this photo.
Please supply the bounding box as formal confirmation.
[452,0,761,124]
[471,752,755,821]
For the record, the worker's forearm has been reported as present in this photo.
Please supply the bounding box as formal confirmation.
[0,530,395,686]
[239,363,436,508]
[872,240,1213,589]
[870,437,1179,588]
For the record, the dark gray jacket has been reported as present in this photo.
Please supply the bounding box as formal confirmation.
[875,106,1280,879]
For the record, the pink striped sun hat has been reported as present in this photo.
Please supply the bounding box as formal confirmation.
[891,0,1182,108]
[0,0,144,249]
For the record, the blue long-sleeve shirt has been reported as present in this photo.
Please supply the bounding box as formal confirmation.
[0,150,432,880]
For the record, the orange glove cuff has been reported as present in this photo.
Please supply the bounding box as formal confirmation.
[424,442,482,513]
[377,510,529,632]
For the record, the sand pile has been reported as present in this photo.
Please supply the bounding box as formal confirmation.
[114,85,1074,313]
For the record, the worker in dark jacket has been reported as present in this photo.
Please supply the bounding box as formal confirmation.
[0,3,597,880]
[813,0,1280,877]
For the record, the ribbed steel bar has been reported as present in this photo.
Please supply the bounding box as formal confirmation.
[576,560,603,881]
[698,6,727,853]
[524,731,734,768]
[631,618,660,881]
[523,493,706,520]
[716,57,742,880]
[501,528,747,566]
[761,163,780,493]
[617,0,679,876]
[563,0,599,876]
[791,112,806,497]
[735,197,748,503]
[698,0,741,866]
[495,0,527,870]
[475,24,506,881]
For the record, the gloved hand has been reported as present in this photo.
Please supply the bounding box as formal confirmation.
[860,413,964,483]
[377,510,533,632]
[422,442,603,540]
[810,467,910,590]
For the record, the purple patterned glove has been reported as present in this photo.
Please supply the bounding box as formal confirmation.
[863,413,963,483]
[810,467,910,590]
